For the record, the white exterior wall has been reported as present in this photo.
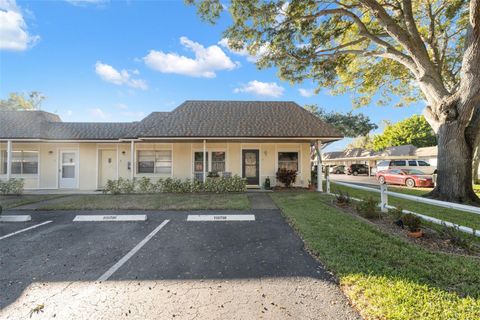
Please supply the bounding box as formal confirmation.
[0,141,313,190]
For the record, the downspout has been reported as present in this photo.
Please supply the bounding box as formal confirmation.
[6,140,12,180]
[316,140,323,192]
[203,139,207,182]
[130,140,135,180]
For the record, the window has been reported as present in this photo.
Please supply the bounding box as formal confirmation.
[193,151,226,180]
[211,152,226,172]
[194,152,208,174]
[278,152,298,171]
[137,150,171,174]
[392,160,406,166]
[1,150,6,174]
[408,160,417,166]
[1,150,38,175]
[418,160,430,166]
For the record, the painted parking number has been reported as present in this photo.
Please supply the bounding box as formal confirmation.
[214,216,227,220]
[103,216,117,220]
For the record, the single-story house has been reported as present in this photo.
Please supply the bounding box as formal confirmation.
[0,100,342,190]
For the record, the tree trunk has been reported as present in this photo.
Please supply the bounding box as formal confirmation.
[473,141,480,184]
[428,119,479,203]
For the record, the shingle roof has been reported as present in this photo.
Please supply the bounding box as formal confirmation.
[0,110,61,139]
[140,100,342,138]
[0,101,343,140]
[46,122,135,140]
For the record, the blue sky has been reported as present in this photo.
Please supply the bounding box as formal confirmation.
[0,0,425,151]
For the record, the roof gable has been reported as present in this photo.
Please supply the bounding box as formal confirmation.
[140,100,342,138]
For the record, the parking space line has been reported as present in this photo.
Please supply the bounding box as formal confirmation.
[73,215,147,222]
[97,219,170,282]
[187,214,255,221]
[0,220,53,241]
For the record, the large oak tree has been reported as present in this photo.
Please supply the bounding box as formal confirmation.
[188,0,480,203]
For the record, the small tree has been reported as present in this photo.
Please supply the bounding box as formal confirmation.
[304,104,377,137]
[0,92,45,110]
[370,115,437,151]
[276,168,297,188]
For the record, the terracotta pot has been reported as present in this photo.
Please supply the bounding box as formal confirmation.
[309,185,315,191]
[408,230,423,238]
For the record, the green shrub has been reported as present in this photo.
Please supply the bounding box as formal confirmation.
[401,213,422,232]
[388,206,404,220]
[276,168,297,188]
[334,190,351,206]
[439,224,478,253]
[136,177,155,193]
[103,176,246,194]
[356,197,380,219]
[207,171,219,178]
[0,178,24,195]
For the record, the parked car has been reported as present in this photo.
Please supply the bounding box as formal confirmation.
[376,159,436,175]
[376,169,434,188]
[347,164,369,176]
[329,165,345,174]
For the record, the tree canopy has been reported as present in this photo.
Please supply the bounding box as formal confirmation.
[304,104,377,137]
[0,92,45,111]
[188,0,480,202]
[369,114,437,151]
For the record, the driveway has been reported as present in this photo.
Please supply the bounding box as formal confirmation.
[0,205,360,319]
[330,173,379,188]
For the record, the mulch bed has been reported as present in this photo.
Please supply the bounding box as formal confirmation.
[330,200,480,258]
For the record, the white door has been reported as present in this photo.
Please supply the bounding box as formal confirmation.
[100,150,117,188]
[59,151,77,189]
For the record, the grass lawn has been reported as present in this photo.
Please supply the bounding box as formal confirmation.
[36,193,250,211]
[271,191,480,320]
[330,182,480,231]
[0,194,67,209]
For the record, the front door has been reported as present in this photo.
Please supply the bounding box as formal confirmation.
[242,149,259,185]
[59,151,77,189]
[100,150,117,188]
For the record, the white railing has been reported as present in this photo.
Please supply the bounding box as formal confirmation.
[326,179,480,237]
[332,181,480,215]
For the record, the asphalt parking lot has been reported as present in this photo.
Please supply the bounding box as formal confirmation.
[0,208,360,319]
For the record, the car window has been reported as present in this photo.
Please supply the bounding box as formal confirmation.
[392,160,406,166]
[418,161,430,166]
[377,160,389,167]
[403,169,426,175]
[390,169,403,174]
[408,160,417,166]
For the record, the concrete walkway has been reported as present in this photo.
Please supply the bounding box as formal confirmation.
[247,193,278,210]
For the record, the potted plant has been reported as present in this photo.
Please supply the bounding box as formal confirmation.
[402,213,423,238]
[263,177,271,190]
[308,180,315,191]
[335,190,351,207]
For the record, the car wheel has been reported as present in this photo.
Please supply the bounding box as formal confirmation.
[378,176,385,184]
[406,178,415,188]
[353,171,358,176]
[335,170,340,174]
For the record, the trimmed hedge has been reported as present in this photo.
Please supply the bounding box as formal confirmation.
[103,176,247,194]
[0,178,24,195]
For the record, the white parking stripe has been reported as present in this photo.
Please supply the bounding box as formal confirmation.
[0,220,52,241]
[97,219,170,282]
[0,215,31,222]
[74,215,147,222]
[187,214,255,221]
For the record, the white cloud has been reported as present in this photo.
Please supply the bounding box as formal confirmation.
[0,0,40,51]
[114,103,128,110]
[65,0,108,6]
[95,61,148,90]
[89,108,110,120]
[143,36,238,78]
[234,80,284,98]
[218,38,269,63]
[298,88,316,97]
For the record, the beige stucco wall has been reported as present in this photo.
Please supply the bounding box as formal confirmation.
[1,141,312,190]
